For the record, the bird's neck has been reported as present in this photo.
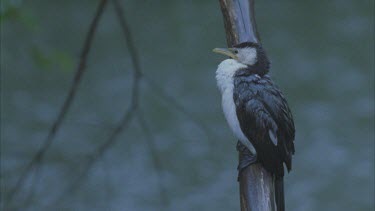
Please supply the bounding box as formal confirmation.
[241,64,269,77]
[233,66,269,78]
[243,52,270,76]
[215,59,247,93]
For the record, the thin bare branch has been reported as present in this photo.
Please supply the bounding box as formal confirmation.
[5,0,108,206]
[112,0,142,78]
[54,108,136,204]
[10,0,221,209]
[19,162,43,210]
[142,75,219,144]
[137,111,169,207]
[49,0,144,204]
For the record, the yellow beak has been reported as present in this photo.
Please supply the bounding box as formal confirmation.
[212,48,238,60]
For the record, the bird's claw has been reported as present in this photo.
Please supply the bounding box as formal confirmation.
[236,141,258,181]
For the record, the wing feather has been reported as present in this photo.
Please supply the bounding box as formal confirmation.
[234,74,295,176]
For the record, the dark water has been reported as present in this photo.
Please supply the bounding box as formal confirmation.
[1,0,374,210]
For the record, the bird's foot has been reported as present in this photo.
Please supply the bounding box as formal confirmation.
[236,141,258,181]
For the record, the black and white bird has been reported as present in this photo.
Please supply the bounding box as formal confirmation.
[213,42,295,211]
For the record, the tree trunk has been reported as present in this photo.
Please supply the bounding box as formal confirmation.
[218,0,276,210]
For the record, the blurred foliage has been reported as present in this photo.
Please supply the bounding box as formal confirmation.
[0,0,39,30]
[1,0,73,72]
[30,46,74,72]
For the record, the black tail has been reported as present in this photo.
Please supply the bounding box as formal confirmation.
[275,176,285,211]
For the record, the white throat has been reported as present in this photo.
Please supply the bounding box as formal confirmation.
[215,59,256,154]
[215,59,246,93]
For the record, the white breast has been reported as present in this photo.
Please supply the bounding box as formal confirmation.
[216,59,257,155]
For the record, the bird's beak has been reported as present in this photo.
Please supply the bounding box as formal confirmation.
[212,48,238,60]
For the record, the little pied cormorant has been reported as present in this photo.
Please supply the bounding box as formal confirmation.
[213,42,295,211]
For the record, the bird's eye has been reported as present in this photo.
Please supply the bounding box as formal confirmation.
[234,50,238,54]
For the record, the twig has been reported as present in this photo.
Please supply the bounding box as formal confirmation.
[113,0,215,142]
[112,0,142,79]
[52,108,136,205]
[12,0,222,208]
[52,1,216,206]
[137,111,169,207]
[49,0,144,204]
[142,75,218,144]
[5,0,108,206]
[21,163,42,209]
[101,158,114,210]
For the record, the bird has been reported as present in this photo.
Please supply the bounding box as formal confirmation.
[213,42,295,211]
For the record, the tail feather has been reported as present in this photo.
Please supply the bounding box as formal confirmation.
[275,176,285,211]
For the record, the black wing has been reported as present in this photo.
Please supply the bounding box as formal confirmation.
[233,74,295,177]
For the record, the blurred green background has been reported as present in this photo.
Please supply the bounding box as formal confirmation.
[1,0,374,210]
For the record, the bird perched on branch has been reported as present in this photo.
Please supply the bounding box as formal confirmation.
[213,42,295,211]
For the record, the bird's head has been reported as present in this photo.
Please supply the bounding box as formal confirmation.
[213,42,270,74]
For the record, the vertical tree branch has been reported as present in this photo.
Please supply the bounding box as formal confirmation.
[218,0,275,210]
[219,0,260,46]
